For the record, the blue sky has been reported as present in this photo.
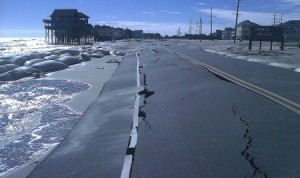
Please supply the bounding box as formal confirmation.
[0,0,299,37]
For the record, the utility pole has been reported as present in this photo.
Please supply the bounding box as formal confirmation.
[196,21,199,34]
[189,17,193,35]
[179,27,181,37]
[273,14,277,26]
[177,26,181,37]
[271,14,277,50]
[234,0,240,43]
[210,8,213,37]
[280,14,283,24]
[199,17,203,35]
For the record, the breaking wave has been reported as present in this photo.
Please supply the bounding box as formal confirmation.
[0,78,89,177]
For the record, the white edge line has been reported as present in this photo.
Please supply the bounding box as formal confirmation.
[136,52,140,87]
[129,128,138,148]
[120,155,133,178]
[120,53,141,178]
[133,95,140,128]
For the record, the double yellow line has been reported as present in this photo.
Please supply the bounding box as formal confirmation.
[168,48,300,116]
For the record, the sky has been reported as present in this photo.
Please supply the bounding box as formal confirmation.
[0,0,299,38]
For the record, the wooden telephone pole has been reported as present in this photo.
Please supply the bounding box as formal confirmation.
[234,0,240,43]
[210,9,213,37]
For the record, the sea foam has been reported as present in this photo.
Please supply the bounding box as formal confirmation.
[0,78,89,177]
[0,38,74,57]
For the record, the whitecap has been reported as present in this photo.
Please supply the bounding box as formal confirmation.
[0,78,89,176]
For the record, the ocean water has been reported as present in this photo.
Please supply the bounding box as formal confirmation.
[0,78,90,177]
[0,38,95,176]
[0,38,74,57]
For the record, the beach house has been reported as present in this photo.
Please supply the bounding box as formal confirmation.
[112,28,126,40]
[132,30,144,39]
[236,20,260,41]
[94,25,113,41]
[43,9,93,44]
[279,20,300,42]
[222,27,235,40]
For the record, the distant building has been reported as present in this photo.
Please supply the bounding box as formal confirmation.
[236,20,260,40]
[112,28,125,40]
[94,25,113,41]
[213,30,222,40]
[132,30,144,39]
[279,20,300,42]
[143,33,161,39]
[222,27,235,40]
[43,9,93,44]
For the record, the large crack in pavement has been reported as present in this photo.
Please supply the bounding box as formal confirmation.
[122,59,154,177]
[232,104,267,178]
[154,49,193,71]
[158,61,193,71]
[208,71,234,84]
[138,72,154,130]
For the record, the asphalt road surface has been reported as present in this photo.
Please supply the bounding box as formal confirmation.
[29,41,300,178]
[131,41,300,178]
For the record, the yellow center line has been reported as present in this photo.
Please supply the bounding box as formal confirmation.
[168,48,300,116]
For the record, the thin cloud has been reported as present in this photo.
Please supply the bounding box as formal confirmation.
[140,11,155,15]
[275,0,300,14]
[161,10,181,14]
[197,2,206,6]
[140,11,156,17]
[282,0,300,5]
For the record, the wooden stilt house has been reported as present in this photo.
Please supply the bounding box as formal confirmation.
[43,9,93,44]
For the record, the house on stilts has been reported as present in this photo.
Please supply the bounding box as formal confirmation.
[43,9,93,44]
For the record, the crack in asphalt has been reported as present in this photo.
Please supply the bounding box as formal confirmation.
[156,49,193,71]
[152,49,158,54]
[138,88,154,99]
[232,104,267,178]
[159,61,193,71]
[209,71,234,84]
[137,72,153,130]
[154,58,160,63]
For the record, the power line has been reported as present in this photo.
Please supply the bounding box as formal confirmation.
[282,4,300,15]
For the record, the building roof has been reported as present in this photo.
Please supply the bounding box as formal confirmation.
[50,9,78,17]
[78,12,90,18]
[94,25,113,29]
[50,9,90,19]
[237,20,260,27]
[279,20,300,27]
[43,19,51,23]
